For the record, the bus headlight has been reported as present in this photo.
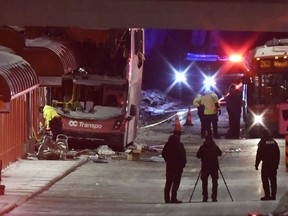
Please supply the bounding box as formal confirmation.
[113,119,123,130]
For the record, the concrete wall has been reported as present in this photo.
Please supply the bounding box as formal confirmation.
[0,0,288,32]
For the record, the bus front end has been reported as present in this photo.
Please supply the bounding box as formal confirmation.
[243,38,288,137]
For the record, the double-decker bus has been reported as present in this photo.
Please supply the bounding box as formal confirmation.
[242,38,288,137]
[47,28,144,151]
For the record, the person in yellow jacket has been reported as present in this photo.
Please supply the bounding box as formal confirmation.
[201,88,221,138]
[39,105,62,140]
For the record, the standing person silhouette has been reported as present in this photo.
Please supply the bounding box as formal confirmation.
[255,129,280,201]
[162,131,186,204]
[193,92,206,138]
[201,88,221,138]
[225,84,242,139]
[197,135,222,202]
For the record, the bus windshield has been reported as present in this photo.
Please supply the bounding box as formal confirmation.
[51,74,128,119]
[251,72,288,104]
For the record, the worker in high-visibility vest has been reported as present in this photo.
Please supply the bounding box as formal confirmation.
[39,105,62,140]
[201,88,221,138]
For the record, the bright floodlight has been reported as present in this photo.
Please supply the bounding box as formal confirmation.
[229,54,243,63]
[203,76,216,90]
[175,72,187,83]
[253,114,263,125]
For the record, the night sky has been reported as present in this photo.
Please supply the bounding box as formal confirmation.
[143,29,288,99]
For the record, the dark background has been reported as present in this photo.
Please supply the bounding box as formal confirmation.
[143,29,288,100]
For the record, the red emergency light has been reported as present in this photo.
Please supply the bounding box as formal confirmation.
[229,54,243,63]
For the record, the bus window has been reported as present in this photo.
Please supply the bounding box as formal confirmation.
[253,73,288,103]
[105,95,118,107]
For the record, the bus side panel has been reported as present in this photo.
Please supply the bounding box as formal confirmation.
[61,116,123,133]
[61,116,126,151]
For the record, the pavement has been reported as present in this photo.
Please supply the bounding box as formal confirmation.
[0,136,287,216]
[0,107,287,216]
[0,156,89,215]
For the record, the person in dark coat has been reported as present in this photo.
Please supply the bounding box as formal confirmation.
[255,129,280,201]
[162,131,186,204]
[196,135,222,202]
[193,93,206,138]
[225,84,242,139]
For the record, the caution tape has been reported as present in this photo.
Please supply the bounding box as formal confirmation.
[140,108,196,129]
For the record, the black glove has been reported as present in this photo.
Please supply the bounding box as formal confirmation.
[255,165,258,170]
[218,109,221,116]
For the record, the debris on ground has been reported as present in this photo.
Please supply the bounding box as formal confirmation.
[144,144,164,153]
[125,144,142,161]
[91,155,109,163]
[111,152,127,160]
[96,145,115,156]
[224,147,241,153]
[66,149,95,159]
[142,155,165,163]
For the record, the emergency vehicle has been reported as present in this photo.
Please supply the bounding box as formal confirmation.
[242,38,288,136]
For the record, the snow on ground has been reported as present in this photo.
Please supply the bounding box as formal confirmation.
[136,88,194,153]
[139,89,190,126]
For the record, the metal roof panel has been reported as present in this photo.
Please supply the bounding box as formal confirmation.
[0,51,39,101]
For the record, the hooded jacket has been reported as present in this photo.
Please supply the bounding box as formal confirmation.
[162,134,186,171]
[197,138,222,171]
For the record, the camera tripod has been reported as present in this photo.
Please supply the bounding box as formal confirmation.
[189,169,234,202]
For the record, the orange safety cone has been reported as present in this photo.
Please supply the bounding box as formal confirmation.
[184,106,194,126]
[174,114,182,133]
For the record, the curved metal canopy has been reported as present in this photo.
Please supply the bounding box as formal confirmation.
[25,37,77,75]
[0,51,39,101]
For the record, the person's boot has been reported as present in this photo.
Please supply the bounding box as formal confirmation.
[170,199,182,203]
[164,195,170,203]
[171,196,182,203]
[260,196,270,201]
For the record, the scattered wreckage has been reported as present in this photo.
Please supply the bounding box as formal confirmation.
[26,131,164,163]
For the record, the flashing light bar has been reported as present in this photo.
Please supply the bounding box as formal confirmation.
[185,53,220,62]
[186,53,243,63]
[229,54,243,62]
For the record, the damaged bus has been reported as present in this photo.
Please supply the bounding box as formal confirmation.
[45,28,144,151]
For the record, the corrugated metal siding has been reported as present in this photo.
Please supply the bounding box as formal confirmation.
[0,95,27,168]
